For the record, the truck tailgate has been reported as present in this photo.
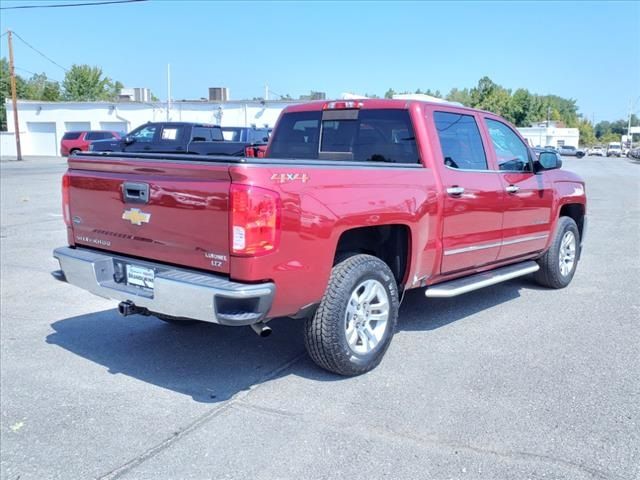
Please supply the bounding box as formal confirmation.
[67,156,231,273]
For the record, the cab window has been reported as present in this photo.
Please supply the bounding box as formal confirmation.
[130,125,157,143]
[434,111,487,170]
[485,119,531,172]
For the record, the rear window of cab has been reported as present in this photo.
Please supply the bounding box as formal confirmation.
[267,109,420,164]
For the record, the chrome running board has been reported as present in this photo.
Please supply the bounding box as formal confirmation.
[425,261,539,298]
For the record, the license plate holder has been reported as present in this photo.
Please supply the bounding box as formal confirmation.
[126,264,155,290]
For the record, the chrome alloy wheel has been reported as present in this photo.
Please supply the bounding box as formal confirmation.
[559,230,577,276]
[345,279,389,354]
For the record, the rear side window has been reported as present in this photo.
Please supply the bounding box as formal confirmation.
[160,126,185,141]
[267,109,420,164]
[62,132,81,140]
[85,132,112,141]
[434,112,487,170]
[222,127,241,142]
[192,127,223,142]
[248,129,270,144]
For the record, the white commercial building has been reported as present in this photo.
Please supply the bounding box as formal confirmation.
[517,122,580,148]
[1,99,294,157]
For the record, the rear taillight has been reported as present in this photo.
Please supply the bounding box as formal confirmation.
[62,173,71,227]
[230,184,281,256]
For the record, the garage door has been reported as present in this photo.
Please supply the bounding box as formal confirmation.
[100,121,128,134]
[26,122,57,156]
[64,121,91,132]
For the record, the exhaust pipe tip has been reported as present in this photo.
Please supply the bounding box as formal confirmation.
[250,322,272,338]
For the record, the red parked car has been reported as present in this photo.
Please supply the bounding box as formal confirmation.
[60,130,122,156]
[53,99,587,375]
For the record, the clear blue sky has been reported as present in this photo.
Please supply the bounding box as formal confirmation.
[1,0,639,123]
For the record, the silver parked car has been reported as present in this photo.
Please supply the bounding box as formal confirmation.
[558,145,585,158]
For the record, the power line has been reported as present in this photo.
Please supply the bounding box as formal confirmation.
[11,31,69,72]
[1,0,147,10]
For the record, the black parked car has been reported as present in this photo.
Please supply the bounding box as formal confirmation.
[89,122,265,156]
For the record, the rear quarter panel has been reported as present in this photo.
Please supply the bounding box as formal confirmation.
[229,163,438,318]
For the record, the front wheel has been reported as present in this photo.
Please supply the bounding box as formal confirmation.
[304,254,399,376]
[534,217,580,289]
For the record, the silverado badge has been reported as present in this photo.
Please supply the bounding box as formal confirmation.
[122,208,151,226]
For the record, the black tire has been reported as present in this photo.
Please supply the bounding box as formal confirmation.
[534,217,580,289]
[304,254,399,376]
[154,313,199,326]
[70,149,81,156]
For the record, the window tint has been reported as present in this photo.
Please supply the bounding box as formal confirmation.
[434,111,487,170]
[248,129,270,144]
[222,127,241,142]
[267,109,419,163]
[485,119,531,171]
[131,125,157,142]
[268,112,321,159]
[85,131,111,141]
[191,127,224,142]
[62,132,82,140]
[160,126,185,142]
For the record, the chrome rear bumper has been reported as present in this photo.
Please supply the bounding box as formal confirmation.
[53,247,274,325]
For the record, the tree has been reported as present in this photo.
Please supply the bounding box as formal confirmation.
[1,57,27,130]
[469,76,512,121]
[594,120,611,139]
[24,73,60,102]
[384,88,395,99]
[445,87,472,106]
[577,118,596,146]
[62,64,121,101]
[508,88,533,127]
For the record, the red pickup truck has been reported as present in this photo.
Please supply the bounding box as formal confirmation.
[53,99,586,376]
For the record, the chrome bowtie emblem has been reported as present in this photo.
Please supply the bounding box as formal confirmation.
[122,208,151,226]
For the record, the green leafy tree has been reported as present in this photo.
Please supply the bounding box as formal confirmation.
[62,64,121,101]
[508,88,533,127]
[384,88,396,99]
[0,57,27,130]
[24,73,60,101]
[577,118,596,146]
[594,120,611,139]
[445,87,472,106]
[469,77,512,121]
[599,132,622,143]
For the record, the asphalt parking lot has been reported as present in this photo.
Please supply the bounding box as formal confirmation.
[1,155,638,480]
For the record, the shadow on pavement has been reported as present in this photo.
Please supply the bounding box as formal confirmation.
[46,276,539,402]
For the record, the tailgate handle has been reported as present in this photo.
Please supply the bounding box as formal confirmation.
[122,182,149,204]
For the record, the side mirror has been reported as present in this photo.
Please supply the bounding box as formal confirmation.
[535,152,562,172]
[123,135,135,145]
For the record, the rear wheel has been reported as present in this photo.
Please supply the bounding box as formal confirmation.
[304,254,399,376]
[70,148,81,155]
[534,217,580,289]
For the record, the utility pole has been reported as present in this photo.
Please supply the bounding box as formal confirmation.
[627,99,633,148]
[7,30,22,161]
[166,63,171,121]
[546,105,551,128]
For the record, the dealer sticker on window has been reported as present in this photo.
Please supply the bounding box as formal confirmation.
[126,264,155,289]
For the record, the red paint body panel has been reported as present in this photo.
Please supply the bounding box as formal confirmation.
[63,99,587,320]
[67,157,231,273]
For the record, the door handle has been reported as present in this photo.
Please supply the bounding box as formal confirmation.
[506,185,520,194]
[122,182,150,204]
[446,186,465,196]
